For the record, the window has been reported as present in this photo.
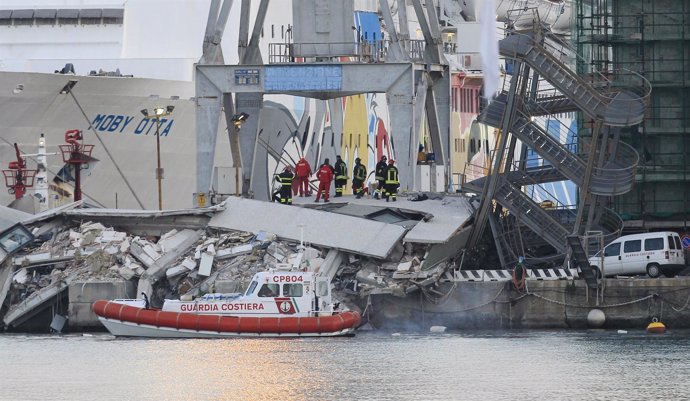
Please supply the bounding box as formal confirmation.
[283,283,303,297]
[317,281,329,296]
[645,238,664,251]
[245,281,258,296]
[667,236,676,250]
[271,24,274,38]
[258,283,279,297]
[604,242,621,257]
[675,236,682,250]
[624,240,641,253]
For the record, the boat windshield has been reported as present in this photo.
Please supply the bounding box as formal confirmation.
[245,280,258,296]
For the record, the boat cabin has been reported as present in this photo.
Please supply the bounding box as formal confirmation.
[162,268,335,317]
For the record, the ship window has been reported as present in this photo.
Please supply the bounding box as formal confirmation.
[245,280,258,296]
[646,238,664,251]
[0,10,11,25]
[11,9,34,25]
[624,240,641,253]
[78,9,101,25]
[317,281,329,297]
[283,283,303,297]
[34,9,56,25]
[102,8,124,24]
[271,24,274,38]
[258,283,279,297]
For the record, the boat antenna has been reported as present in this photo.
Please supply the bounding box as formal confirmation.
[298,224,305,251]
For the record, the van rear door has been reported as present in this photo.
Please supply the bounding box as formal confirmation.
[669,234,684,264]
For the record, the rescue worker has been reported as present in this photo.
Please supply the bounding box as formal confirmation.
[352,157,367,199]
[374,155,388,199]
[294,157,312,197]
[315,158,334,202]
[334,155,347,197]
[275,166,294,205]
[384,159,399,202]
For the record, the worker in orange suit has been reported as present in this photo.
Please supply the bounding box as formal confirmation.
[315,158,334,203]
[294,157,312,197]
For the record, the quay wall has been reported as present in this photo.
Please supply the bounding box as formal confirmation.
[68,280,135,329]
[371,278,690,330]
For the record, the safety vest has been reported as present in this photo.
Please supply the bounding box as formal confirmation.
[277,171,293,187]
[375,161,387,181]
[334,160,347,180]
[385,166,399,184]
[353,164,366,181]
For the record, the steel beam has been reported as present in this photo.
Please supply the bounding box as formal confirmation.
[387,65,416,191]
[195,69,223,205]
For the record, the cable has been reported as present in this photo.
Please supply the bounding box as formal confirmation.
[68,90,145,209]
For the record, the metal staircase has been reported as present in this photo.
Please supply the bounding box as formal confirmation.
[566,236,599,288]
[499,33,647,126]
[493,177,570,253]
[466,22,650,277]
[478,95,638,196]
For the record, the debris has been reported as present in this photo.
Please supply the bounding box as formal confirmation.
[198,252,214,277]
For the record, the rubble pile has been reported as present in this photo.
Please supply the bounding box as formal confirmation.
[1,199,461,332]
[6,221,344,310]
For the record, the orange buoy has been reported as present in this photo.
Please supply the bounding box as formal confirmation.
[646,318,666,334]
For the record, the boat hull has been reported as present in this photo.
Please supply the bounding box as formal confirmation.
[93,300,360,338]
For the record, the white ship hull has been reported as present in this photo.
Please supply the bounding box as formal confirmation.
[0,71,231,210]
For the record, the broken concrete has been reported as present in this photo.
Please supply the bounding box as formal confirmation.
[209,197,407,258]
[1,192,476,332]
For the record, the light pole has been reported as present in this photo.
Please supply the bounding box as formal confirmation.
[141,105,174,210]
[230,112,249,197]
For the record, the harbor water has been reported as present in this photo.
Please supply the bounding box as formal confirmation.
[2,329,690,401]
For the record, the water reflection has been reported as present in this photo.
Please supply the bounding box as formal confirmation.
[2,331,690,400]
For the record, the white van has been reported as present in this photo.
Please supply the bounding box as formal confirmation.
[588,232,686,278]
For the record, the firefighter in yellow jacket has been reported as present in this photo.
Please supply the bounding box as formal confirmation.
[384,159,399,202]
[275,166,294,205]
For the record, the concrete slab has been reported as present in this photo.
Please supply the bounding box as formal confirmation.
[3,270,82,328]
[293,194,473,244]
[0,205,31,231]
[209,197,407,259]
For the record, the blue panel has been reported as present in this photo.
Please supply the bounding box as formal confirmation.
[265,66,342,92]
[355,11,382,43]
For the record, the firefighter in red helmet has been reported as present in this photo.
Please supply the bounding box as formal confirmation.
[294,157,312,197]
[315,158,334,202]
[384,159,399,202]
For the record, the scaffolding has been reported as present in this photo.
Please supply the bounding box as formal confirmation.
[576,0,690,230]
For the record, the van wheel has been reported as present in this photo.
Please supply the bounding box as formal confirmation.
[647,263,661,278]
[590,266,602,279]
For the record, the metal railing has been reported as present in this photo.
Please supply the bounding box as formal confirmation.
[267,39,428,64]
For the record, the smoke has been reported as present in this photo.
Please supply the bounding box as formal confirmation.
[480,0,500,103]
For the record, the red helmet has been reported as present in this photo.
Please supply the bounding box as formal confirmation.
[388,159,395,165]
